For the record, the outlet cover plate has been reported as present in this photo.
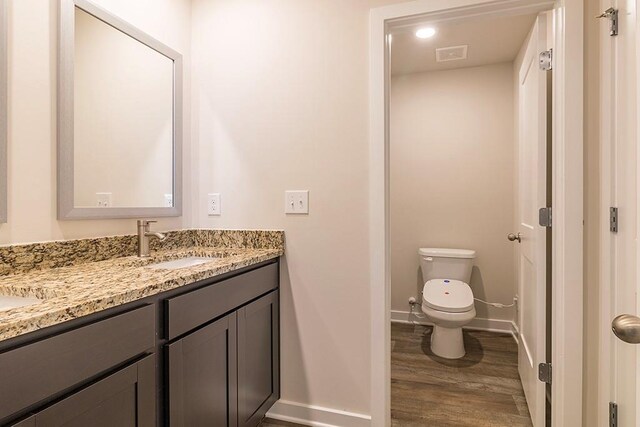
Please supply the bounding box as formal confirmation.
[96,192,112,208]
[207,193,221,216]
[285,190,309,214]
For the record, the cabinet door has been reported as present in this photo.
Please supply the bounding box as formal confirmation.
[9,416,35,426]
[33,354,155,427]
[237,291,280,427]
[167,312,238,427]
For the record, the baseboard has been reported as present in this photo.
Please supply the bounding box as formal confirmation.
[391,309,517,338]
[266,400,371,427]
[510,320,520,344]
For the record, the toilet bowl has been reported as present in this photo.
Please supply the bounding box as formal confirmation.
[418,248,476,359]
[421,279,476,359]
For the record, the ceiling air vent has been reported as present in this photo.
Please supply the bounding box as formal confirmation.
[436,45,468,62]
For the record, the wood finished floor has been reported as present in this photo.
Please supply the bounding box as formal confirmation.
[391,322,533,427]
[260,324,531,427]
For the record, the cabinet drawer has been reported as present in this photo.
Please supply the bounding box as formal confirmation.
[0,305,155,421]
[165,263,278,340]
[34,354,156,427]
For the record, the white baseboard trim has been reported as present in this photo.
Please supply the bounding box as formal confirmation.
[391,309,518,341]
[266,400,371,427]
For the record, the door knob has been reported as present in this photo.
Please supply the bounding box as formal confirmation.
[507,233,522,243]
[612,314,640,344]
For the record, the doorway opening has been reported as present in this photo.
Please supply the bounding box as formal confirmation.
[388,10,551,426]
[370,1,584,426]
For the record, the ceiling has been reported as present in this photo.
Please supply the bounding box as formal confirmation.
[390,13,538,76]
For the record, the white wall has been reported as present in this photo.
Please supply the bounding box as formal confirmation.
[390,63,516,322]
[191,0,404,416]
[1,0,192,244]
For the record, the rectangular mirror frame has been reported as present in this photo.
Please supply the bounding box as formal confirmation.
[0,0,7,223]
[57,0,183,220]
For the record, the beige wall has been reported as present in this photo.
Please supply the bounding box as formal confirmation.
[1,0,192,244]
[191,0,403,415]
[390,64,516,322]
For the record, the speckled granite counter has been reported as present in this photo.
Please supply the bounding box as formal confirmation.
[0,230,284,342]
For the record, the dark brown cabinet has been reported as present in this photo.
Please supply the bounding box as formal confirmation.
[167,290,279,427]
[167,313,238,427]
[0,260,280,427]
[237,292,279,427]
[42,355,153,427]
[9,355,156,427]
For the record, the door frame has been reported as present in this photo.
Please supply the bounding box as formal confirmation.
[368,0,584,426]
[597,0,640,424]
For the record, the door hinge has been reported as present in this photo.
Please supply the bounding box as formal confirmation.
[610,402,618,427]
[538,362,552,384]
[539,207,552,227]
[597,8,619,36]
[539,49,553,71]
[610,207,618,233]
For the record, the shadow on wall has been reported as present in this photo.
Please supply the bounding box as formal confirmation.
[278,256,311,404]
[470,266,489,318]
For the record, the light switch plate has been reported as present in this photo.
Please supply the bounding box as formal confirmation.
[285,190,309,214]
[96,192,112,208]
[207,193,221,216]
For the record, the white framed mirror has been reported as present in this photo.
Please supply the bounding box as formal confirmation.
[0,0,7,223]
[58,0,182,220]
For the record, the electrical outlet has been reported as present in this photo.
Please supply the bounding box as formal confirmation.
[285,190,309,214]
[96,192,112,208]
[164,194,173,207]
[207,193,221,216]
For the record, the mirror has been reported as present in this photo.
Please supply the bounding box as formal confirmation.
[58,0,182,219]
[0,0,6,223]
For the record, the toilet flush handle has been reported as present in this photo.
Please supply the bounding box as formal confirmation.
[424,257,433,262]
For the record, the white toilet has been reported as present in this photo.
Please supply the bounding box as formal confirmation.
[418,248,476,359]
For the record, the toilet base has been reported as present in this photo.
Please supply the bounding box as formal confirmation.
[431,325,465,359]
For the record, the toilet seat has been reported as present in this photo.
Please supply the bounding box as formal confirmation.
[422,279,474,313]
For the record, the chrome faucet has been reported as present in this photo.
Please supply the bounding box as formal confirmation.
[137,220,167,257]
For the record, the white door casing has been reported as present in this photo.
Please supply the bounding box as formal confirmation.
[600,0,639,424]
[370,1,583,425]
[516,14,549,427]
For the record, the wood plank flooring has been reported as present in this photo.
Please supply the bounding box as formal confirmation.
[391,322,533,426]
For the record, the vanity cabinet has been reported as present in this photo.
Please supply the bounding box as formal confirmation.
[165,266,279,427]
[167,313,238,427]
[0,260,280,427]
[11,355,156,427]
[237,292,279,427]
[0,305,156,424]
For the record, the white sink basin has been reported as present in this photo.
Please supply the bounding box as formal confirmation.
[0,295,43,312]
[147,257,214,270]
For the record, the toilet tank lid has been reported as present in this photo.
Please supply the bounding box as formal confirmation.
[418,248,476,259]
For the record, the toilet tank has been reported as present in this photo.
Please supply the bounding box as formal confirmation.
[418,248,476,284]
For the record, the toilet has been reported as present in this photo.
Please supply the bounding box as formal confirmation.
[418,248,476,359]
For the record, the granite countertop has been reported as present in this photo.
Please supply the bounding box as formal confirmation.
[0,230,284,342]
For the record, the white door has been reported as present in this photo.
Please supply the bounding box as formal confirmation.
[602,0,640,425]
[515,14,549,427]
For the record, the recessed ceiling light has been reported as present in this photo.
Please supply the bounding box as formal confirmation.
[415,27,436,39]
